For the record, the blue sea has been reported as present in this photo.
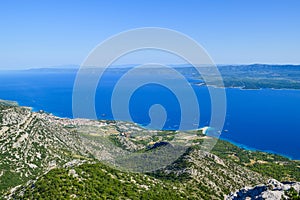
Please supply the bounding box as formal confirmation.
[0,68,300,159]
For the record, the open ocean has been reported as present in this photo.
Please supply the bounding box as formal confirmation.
[0,69,300,159]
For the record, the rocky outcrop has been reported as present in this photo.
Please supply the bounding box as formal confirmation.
[227,179,300,200]
[160,148,266,199]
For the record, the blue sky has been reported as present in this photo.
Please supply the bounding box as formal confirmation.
[0,0,300,69]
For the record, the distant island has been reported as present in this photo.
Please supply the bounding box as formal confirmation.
[177,64,300,90]
[7,64,300,90]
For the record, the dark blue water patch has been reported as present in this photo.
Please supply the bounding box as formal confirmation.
[221,88,300,160]
[129,83,181,130]
[94,69,212,130]
[94,68,134,120]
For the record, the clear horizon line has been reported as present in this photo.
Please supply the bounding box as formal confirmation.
[1,62,300,71]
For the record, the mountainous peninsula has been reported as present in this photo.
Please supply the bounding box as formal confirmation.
[0,100,300,199]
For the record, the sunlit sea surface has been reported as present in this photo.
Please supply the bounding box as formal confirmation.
[0,69,299,159]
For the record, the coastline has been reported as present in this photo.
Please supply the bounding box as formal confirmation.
[0,98,297,161]
[0,99,19,106]
[219,137,294,160]
[193,83,300,91]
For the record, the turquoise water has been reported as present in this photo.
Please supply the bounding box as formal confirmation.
[0,69,300,159]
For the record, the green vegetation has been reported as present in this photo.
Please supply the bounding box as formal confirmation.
[2,101,300,199]
[5,138,300,199]
[212,140,300,181]
[285,187,300,199]
[13,163,187,200]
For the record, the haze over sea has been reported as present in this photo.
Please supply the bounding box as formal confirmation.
[0,66,300,159]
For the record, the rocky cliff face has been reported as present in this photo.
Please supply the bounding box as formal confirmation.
[227,179,300,200]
